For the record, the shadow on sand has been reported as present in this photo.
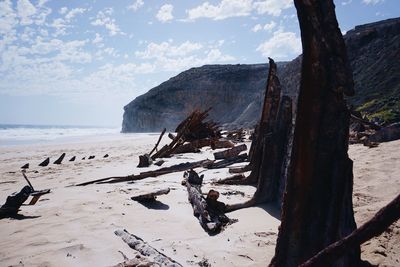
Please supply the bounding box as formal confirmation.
[136,200,170,210]
[0,214,41,220]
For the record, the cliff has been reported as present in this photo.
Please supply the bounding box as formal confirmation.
[122,17,400,132]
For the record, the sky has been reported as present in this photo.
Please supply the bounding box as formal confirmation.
[0,0,398,127]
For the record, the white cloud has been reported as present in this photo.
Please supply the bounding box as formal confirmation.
[341,0,353,5]
[252,24,262,32]
[156,4,174,23]
[362,0,384,4]
[17,0,37,25]
[128,0,144,11]
[256,30,301,60]
[187,0,253,21]
[263,21,276,31]
[92,33,103,44]
[186,0,292,21]
[59,7,68,15]
[135,40,235,72]
[49,7,85,36]
[252,21,276,32]
[91,8,124,36]
[65,8,86,21]
[135,41,203,59]
[253,0,292,16]
[0,0,17,35]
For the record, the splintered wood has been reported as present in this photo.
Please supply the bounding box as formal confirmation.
[114,229,182,267]
[183,170,234,234]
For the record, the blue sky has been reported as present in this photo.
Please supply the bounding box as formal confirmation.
[0,0,398,127]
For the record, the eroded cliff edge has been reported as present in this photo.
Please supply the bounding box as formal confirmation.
[122,17,400,132]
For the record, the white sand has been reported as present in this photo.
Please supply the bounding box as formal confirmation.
[0,135,398,266]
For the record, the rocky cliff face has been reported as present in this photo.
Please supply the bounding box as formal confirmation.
[122,17,400,132]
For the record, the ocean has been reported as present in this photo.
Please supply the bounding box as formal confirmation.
[0,124,122,146]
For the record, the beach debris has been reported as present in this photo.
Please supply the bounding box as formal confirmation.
[137,128,166,168]
[228,165,250,174]
[183,170,235,234]
[271,2,361,265]
[300,193,400,267]
[103,154,109,158]
[154,160,165,166]
[114,229,183,267]
[22,171,51,205]
[215,59,293,213]
[151,109,221,160]
[349,113,400,146]
[76,159,214,186]
[204,153,247,169]
[38,157,50,167]
[21,163,29,169]
[213,144,247,160]
[53,153,66,164]
[0,172,50,218]
[137,154,152,168]
[0,186,32,218]
[221,190,245,197]
[210,139,235,149]
[131,188,170,202]
[88,155,95,160]
[168,132,176,140]
[225,128,246,142]
[186,169,203,185]
[214,174,247,185]
[69,156,76,162]
[175,108,221,142]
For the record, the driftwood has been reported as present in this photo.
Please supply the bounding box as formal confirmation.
[149,128,166,156]
[210,139,235,149]
[115,229,182,267]
[213,144,247,160]
[175,108,221,142]
[22,171,51,205]
[205,153,247,169]
[151,110,221,160]
[38,157,50,167]
[21,163,29,169]
[76,159,214,186]
[183,170,232,234]
[168,133,176,140]
[131,188,170,202]
[53,153,66,164]
[172,143,200,154]
[214,174,247,185]
[270,0,361,266]
[0,186,32,218]
[350,114,381,131]
[300,193,400,267]
[225,128,246,142]
[228,164,251,174]
[137,154,152,168]
[154,160,165,166]
[69,156,76,162]
[137,129,166,168]
[215,59,293,199]
[1,172,50,217]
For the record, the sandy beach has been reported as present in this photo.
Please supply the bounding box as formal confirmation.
[0,134,399,266]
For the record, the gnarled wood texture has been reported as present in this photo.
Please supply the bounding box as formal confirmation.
[270,1,360,266]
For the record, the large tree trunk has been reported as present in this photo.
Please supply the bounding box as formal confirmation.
[270,1,360,266]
